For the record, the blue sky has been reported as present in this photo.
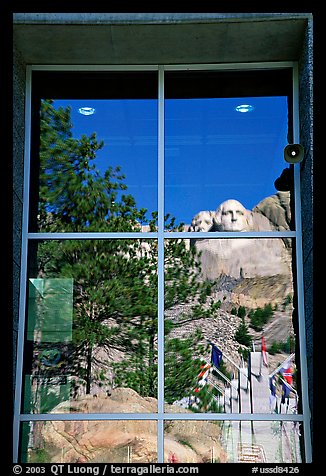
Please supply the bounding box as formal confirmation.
[55,96,288,225]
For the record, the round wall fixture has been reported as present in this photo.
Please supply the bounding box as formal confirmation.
[235,104,254,113]
[78,107,96,116]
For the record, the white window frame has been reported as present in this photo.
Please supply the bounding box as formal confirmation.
[13,62,312,463]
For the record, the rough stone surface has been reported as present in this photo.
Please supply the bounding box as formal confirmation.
[253,192,291,232]
[190,193,292,280]
[195,237,291,280]
[38,388,227,463]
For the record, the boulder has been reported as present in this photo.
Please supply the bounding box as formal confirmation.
[253,191,291,232]
[37,388,228,463]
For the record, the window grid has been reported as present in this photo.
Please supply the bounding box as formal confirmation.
[13,62,312,464]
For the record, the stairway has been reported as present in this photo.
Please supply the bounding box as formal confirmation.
[215,351,271,414]
[214,351,301,463]
[249,351,271,413]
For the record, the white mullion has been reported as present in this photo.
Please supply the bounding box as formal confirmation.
[28,232,158,240]
[157,65,165,463]
[163,61,295,71]
[20,412,304,422]
[30,62,294,73]
[20,413,161,421]
[162,413,304,422]
[28,231,296,240]
[164,231,296,240]
[30,64,159,72]
[292,63,312,463]
[13,66,33,464]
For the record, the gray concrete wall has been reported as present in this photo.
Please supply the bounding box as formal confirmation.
[298,18,313,448]
[13,41,25,398]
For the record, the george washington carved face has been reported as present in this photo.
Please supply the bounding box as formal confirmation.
[214,199,253,231]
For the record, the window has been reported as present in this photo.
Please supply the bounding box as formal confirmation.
[14,64,311,463]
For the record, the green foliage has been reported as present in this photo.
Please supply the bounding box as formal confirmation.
[38,100,142,233]
[237,346,250,361]
[282,294,293,310]
[268,336,295,355]
[231,305,246,318]
[211,360,232,382]
[234,318,252,347]
[164,330,210,404]
[35,99,220,402]
[237,306,247,319]
[248,303,274,332]
[28,448,51,464]
[191,384,221,413]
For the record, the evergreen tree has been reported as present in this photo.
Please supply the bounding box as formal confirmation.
[35,99,220,404]
[234,318,252,347]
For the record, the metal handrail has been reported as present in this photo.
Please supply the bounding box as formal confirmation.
[207,339,249,379]
[268,353,295,378]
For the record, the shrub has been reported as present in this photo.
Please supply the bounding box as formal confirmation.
[234,318,252,347]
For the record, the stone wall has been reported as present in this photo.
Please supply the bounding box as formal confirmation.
[298,18,314,447]
[13,41,26,398]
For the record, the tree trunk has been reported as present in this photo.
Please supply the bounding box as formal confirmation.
[148,333,156,397]
[86,343,92,394]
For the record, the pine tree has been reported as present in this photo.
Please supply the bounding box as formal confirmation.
[234,317,252,348]
[34,99,220,404]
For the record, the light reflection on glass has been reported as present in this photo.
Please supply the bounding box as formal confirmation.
[21,421,157,463]
[23,240,158,413]
[235,104,255,113]
[165,92,289,228]
[164,238,298,415]
[164,420,302,463]
[32,96,158,233]
[78,107,96,115]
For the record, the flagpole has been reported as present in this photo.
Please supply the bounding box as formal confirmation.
[238,369,241,413]
[248,351,254,414]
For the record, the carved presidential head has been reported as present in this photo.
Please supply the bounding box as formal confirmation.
[214,199,253,231]
[189,210,214,232]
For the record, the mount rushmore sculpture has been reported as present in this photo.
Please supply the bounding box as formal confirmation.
[188,193,292,280]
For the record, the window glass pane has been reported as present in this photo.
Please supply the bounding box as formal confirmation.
[165,70,294,232]
[164,238,300,415]
[29,72,158,233]
[20,420,157,463]
[164,420,302,463]
[23,240,158,413]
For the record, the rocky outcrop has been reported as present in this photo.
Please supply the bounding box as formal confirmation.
[195,237,291,280]
[253,191,292,248]
[190,193,292,281]
[253,191,291,232]
[37,388,227,463]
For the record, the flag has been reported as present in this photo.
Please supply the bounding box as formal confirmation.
[194,363,210,392]
[279,363,293,385]
[269,376,276,396]
[269,376,277,412]
[261,336,268,367]
[211,344,223,368]
[198,363,211,381]
[269,393,277,412]
[281,381,291,404]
